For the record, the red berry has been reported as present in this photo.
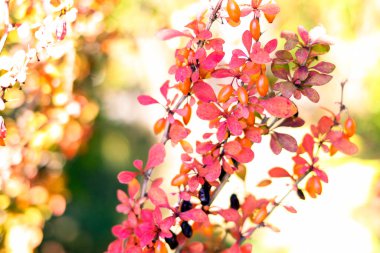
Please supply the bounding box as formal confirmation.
[257,74,269,96]
[344,117,356,137]
[226,0,241,23]
[237,86,249,105]
[250,18,261,41]
[218,85,233,103]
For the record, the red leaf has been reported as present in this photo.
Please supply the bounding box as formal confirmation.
[295,48,309,65]
[169,122,190,144]
[304,71,333,86]
[192,81,217,102]
[257,179,272,187]
[280,117,305,128]
[264,39,277,54]
[133,159,144,171]
[314,168,329,183]
[245,127,262,143]
[251,48,271,64]
[128,178,140,199]
[180,209,209,223]
[271,61,290,80]
[196,102,221,120]
[259,3,280,15]
[302,87,320,103]
[280,31,299,50]
[270,135,282,155]
[145,143,166,169]
[219,209,240,223]
[276,132,298,152]
[261,97,297,118]
[202,51,225,70]
[293,66,309,81]
[117,171,137,184]
[212,68,234,78]
[298,26,309,44]
[302,134,315,158]
[204,159,221,182]
[233,147,254,163]
[137,95,159,105]
[156,28,192,40]
[148,187,170,208]
[242,30,252,53]
[229,55,246,69]
[227,116,243,136]
[333,137,358,155]
[312,61,335,74]
[283,205,297,213]
[268,167,291,177]
[196,141,215,154]
[160,80,169,99]
[273,81,296,98]
[224,140,242,156]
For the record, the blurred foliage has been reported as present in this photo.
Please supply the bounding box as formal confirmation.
[39,117,152,253]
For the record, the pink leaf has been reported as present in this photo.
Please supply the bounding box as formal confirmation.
[196,102,222,120]
[117,171,137,184]
[242,30,252,53]
[302,87,320,103]
[128,178,140,199]
[245,127,262,143]
[314,168,329,183]
[268,167,291,178]
[298,26,310,44]
[295,48,309,65]
[156,29,192,40]
[333,137,358,155]
[204,159,221,182]
[304,71,333,86]
[259,3,281,15]
[133,160,143,171]
[261,97,298,118]
[169,122,190,144]
[283,205,297,213]
[276,132,298,152]
[273,81,296,98]
[312,61,336,74]
[293,66,309,81]
[219,209,240,223]
[251,48,271,64]
[148,187,170,208]
[180,209,209,223]
[137,95,159,105]
[212,69,234,78]
[224,140,242,156]
[145,143,166,169]
[227,116,243,136]
[270,134,282,155]
[302,134,315,158]
[233,147,254,163]
[192,81,217,102]
[202,51,225,70]
[264,39,277,54]
[160,80,169,99]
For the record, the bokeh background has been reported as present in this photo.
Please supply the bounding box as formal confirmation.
[19,0,380,252]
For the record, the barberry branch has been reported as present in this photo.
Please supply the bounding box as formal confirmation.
[139,0,226,204]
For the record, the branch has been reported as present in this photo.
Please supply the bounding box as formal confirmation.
[139,0,226,204]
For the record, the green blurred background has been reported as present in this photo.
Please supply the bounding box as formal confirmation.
[37,0,380,252]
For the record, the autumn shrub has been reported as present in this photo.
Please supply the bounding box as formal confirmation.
[107,0,358,252]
